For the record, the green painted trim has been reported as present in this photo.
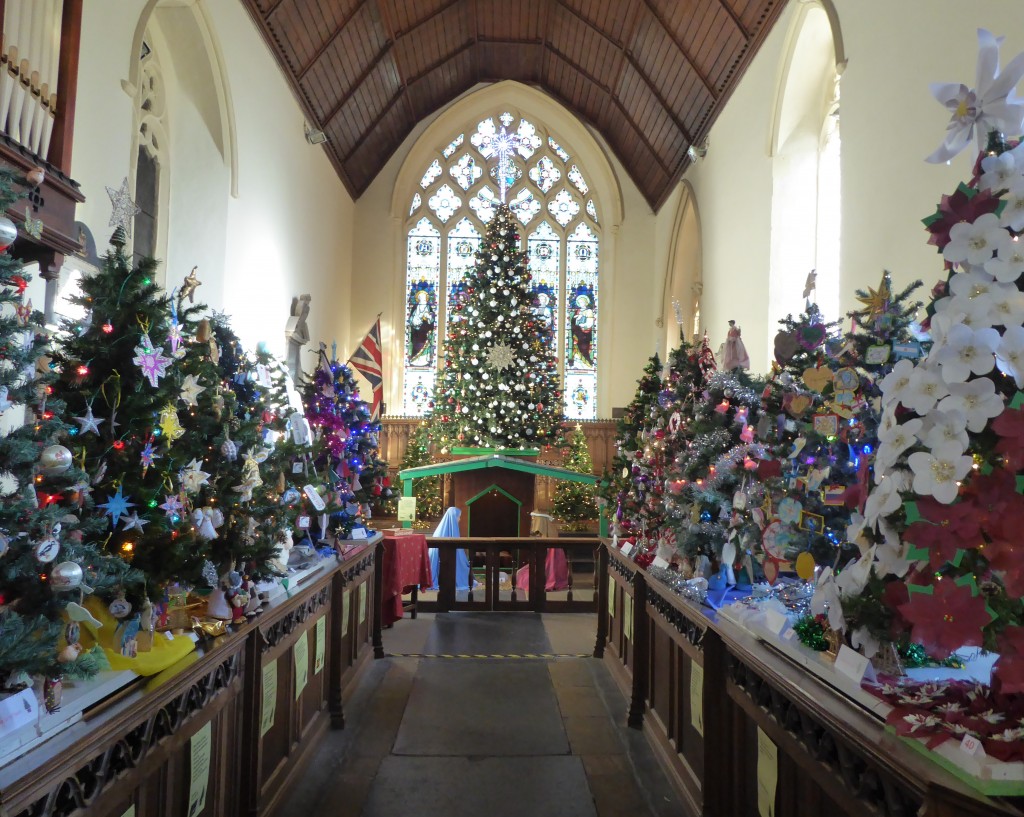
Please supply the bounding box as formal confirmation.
[399,453,598,485]
[466,483,522,537]
[401,478,414,528]
[888,726,1024,797]
[451,447,540,457]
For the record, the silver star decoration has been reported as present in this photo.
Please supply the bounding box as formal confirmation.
[179,373,205,406]
[75,404,104,435]
[486,342,515,371]
[121,511,149,532]
[179,458,210,495]
[481,126,526,202]
[105,177,141,238]
[803,269,817,299]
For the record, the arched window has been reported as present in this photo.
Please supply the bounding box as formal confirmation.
[131,39,168,267]
[402,111,601,420]
[769,2,842,331]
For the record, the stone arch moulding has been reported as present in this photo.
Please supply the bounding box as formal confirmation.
[660,180,703,347]
[390,80,624,229]
[122,0,239,198]
[767,0,845,158]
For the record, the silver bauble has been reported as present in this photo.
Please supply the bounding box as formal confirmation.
[0,216,16,251]
[39,444,73,476]
[51,561,84,591]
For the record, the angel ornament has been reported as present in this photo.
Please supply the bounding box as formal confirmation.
[722,320,750,371]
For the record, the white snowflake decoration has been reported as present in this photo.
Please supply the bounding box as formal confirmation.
[486,342,515,371]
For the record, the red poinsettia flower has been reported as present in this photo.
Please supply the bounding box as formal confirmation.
[965,468,1019,526]
[993,407,1024,470]
[983,538,1024,599]
[994,626,1024,695]
[924,183,1001,250]
[898,580,991,658]
[904,497,983,569]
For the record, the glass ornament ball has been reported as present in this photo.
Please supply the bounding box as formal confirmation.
[0,215,16,251]
[39,444,73,476]
[50,561,84,591]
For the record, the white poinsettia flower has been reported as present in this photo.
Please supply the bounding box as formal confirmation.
[811,567,845,632]
[875,417,924,475]
[929,308,969,348]
[926,29,1024,163]
[879,402,899,436]
[980,150,1020,191]
[922,408,970,453]
[904,365,950,414]
[948,269,1003,324]
[986,281,1024,326]
[985,236,1024,283]
[938,377,1005,431]
[1001,181,1024,231]
[866,472,908,527]
[997,324,1024,387]
[851,627,880,659]
[837,547,875,598]
[879,358,917,408]
[935,323,999,382]
[944,213,1012,267]
[908,443,975,504]
[846,512,869,553]
[875,518,913,578]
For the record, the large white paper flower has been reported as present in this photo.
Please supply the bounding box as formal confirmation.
[980,151,1021,192]
[985,237,1024,283]
[879,358,917,408]
[903,365,950,414]
[938,377,1005,431]
[930,309,970,349]
[947,269,1002,324]
[926,29,1024,164]
[811,567,845,632]
[1001,182,1024,232]
[875,417,923,475]
[997,324,1024,387]
[908,443,975,504]
[874,518,913,578]
[866,472,909,527]
[922,408,970,453]
[934,323,999,382]
[944,213,1012,266]
[836,547,875,598]
[986,281,1024,327]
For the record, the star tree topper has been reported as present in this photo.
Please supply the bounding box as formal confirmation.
[480,126,527,203]
[105,177,141,238]
[856,272,893,324]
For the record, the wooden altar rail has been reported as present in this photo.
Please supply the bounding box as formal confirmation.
[0,539,378,817]
[594,541,1024,817]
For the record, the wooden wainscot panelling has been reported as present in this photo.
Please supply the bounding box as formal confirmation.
[600,543,639,722]
[329,544,376,728]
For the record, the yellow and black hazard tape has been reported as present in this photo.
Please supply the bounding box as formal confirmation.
[386,653,591,659]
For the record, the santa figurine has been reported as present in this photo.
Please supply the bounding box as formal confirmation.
[721,320,750,371]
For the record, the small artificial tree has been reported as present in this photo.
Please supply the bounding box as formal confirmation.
[397,422,442,525]
[551,423,597,531]
[431,203,561,451]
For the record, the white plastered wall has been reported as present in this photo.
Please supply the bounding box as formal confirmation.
[345,80,678,417]
[685,0,1024,374]
[61,0,353,369]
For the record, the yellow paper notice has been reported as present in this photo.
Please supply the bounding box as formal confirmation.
[358,585,367,625]
[314,616,326,675]
[397,496,417,521]
[690,663,704,736]
[260,660,277,737]
[294,631,309,701]
[757,726,778,817]
[623,594,633,640]
[188,721,212,817]
[342,589,351,635]
[607,576,615,617]
[122,806,136,817]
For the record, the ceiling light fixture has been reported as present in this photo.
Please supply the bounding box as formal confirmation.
[304,123,327,145]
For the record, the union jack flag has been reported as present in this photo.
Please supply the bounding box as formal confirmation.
[349,317,383,420]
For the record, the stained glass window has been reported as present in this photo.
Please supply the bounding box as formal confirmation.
[528,221,560,354]
[565,223,599,419]
[403,111,602,418]
[403,218,440,416]
[447,218,480,324]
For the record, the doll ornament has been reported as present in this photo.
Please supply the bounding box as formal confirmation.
[722,320,750,371]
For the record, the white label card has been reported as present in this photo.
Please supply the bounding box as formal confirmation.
[834,644,877,683]
[652,556,670,569]
[297,516,310,529]
[303,485,326,511]
[960,734,986,758]
[761,609,790,638]
[350,527,368,540]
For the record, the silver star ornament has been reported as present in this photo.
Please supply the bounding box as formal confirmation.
[106,177,141,238]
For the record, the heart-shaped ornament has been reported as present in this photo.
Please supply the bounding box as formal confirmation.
[802,366,833,393]
[774,330,799,362]
[798,323,827,350]
[784,393,812,417]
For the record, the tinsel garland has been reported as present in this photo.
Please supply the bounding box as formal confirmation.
[899,643,964,670]
[794,614,830,651]
[704,372,761,406]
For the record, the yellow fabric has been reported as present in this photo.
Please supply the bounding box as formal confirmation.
[77,596,195,676]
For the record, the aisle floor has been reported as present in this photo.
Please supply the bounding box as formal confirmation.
[275,612,682,817]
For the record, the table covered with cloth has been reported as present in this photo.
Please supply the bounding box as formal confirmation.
[380,532,432,626]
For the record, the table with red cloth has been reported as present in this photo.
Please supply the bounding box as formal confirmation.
[515,548,570,596]
[380,532,432,627]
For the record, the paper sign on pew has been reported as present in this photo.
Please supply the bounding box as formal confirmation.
[651,556,671,570]
[834,644,877,684]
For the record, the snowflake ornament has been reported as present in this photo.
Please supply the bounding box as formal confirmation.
[486,342,516,371]
[133,333,172,388]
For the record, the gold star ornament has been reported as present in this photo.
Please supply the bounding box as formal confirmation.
[856,272,892,323]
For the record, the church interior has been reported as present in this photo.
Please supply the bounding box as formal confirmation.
[4,1,1024,816]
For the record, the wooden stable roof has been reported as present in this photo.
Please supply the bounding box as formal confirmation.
[240,0,787,210]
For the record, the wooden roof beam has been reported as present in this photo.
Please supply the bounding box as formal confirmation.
[640,0,718,101]
[296,0,370,81]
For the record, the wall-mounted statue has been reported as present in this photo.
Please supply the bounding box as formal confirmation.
[285,293,311,378]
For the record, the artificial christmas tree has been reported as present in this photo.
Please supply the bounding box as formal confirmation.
[431,203,561,452]
[551,424,597,531]
[396,422,442,525]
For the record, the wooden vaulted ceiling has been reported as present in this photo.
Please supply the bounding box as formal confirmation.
[240,0,787,210]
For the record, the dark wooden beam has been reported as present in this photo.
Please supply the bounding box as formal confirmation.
[403,38,476,89]
[296,0,370,81]
[374,0,418,128]
[623,50,695,146]
[713,0,750,40]
[640,0,718,102]
[49,0,82,172]
[391,0,462,39]
[320,43,395,129]
[340,88,407,163]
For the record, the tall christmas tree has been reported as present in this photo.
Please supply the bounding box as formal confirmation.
[551,424,597,531]
[396,422,442,524]
[0,169,138,687]
[431,203,561,451]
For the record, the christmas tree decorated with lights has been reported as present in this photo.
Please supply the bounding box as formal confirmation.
[431,194,561,450]
[551,424,598,531]
[395,422,442,524]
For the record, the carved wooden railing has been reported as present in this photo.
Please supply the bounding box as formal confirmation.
[0,537,378,817]
[595,541,1024,817]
